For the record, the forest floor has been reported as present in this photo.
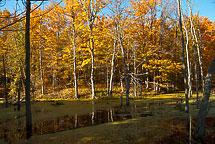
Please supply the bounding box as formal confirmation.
[1,92,215,143]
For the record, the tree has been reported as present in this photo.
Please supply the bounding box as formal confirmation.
[0,0,214,104]
[63,0,84,99]
[194,57,215,142]
[83,0,107,99]
[182,10,192,98]
[109,16,118,98]
[187,0,199,106]
[25,0,32,138]
[0,10,11,107]
[177,0,189,112]
[3,55,8,107]
[39,16,45,95]
[111,0,130,105]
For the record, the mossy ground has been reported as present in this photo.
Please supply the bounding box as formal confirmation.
[1,92,215,143]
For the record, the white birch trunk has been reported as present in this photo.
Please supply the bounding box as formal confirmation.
[146,69,149,90]
[119,36,130,106]
[188,4,204,92]
[109,26,117,98]
[177,0,189,112]
[106,61,109,95]
[3,56,8,107]
[119,69,123,106]
[133,41,137,97]
[72,22,79,99]
[196,21,204,93]
[90,26,95,99]
[188,1,199,105]
[182,15,192,98]
[39,17,44,95]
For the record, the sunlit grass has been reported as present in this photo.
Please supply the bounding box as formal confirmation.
[1,89,215,144]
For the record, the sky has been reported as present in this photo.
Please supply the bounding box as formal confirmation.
[0,0,215,21]
[0,0,50,14]
[193,0,215,21]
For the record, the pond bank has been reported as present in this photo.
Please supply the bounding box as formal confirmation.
[1,93,215,143]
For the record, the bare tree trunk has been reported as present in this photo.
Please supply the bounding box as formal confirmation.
[127,40,130,72]
[90,26,95,99]
[106,60,109,95]
[72,22,78,99]
[197,21,204,93]
[119,36,130,106]
[109,27,117,98]
[146,69,149,90]
[52,69,55,93]
[139,68,143,97]
[109,53,114,98]
[194,44,199,106]
[187,1,199,105]
[91,100,95,125]
[186,115,192,144]
[25,0,32,138]
[142,23,149,91]
[39,16,44,95]
[194,57,215,142]
[3,55,8,107]
[175,25,179,89]
[177,0,189,112]
[17,86,21,111]
[182,15,192,98]
[153,71,156,91]
[188,5,204,92]
[119,69,123,106]
[133,41,137,97]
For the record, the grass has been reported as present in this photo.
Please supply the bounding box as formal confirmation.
[0,92,215,143]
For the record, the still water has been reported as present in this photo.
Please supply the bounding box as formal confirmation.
[0,103,154,143]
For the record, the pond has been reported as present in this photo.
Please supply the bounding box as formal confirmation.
[0,103,154,143]
[1,100,215,143]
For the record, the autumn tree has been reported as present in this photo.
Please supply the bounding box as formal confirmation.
[63,0,84,99]
[82,0,107,99]
[0,0,214,102]
[194,57,215,142]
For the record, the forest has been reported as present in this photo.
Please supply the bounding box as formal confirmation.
[0,0,215,143]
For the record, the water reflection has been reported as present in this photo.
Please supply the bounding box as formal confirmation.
[3,127,7,141]
[0,102,159,143]
[33,109,133,135]
[186,115,192,144]
[0,105,152,143]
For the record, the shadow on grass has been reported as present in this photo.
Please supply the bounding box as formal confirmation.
[0,92,215,143]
